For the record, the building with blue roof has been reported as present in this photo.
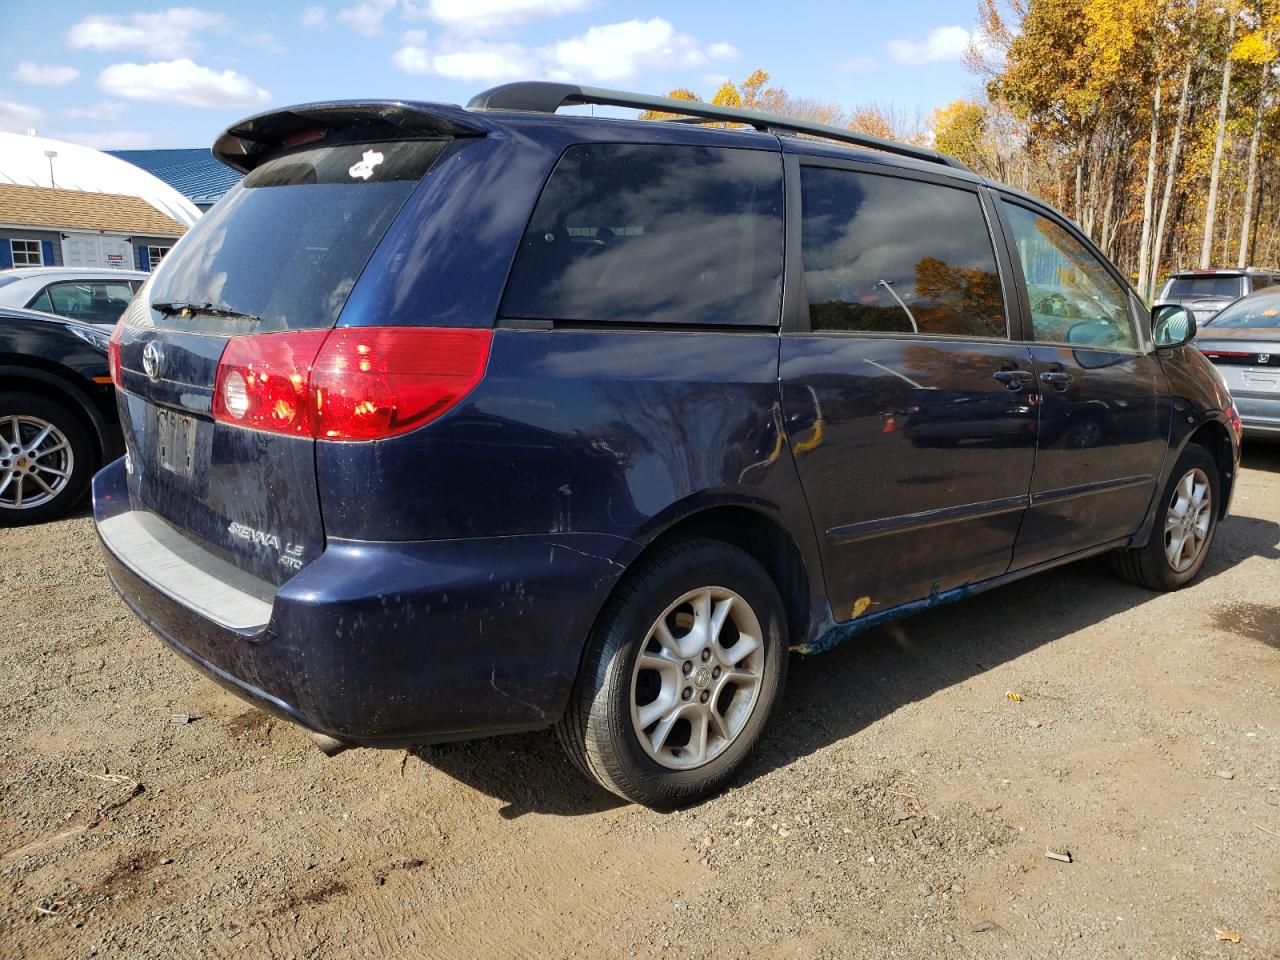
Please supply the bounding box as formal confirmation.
[107,149,242,211]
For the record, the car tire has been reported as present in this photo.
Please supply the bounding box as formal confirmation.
[556,536,788,808]
[1111,442,1220,591]
[0,391,95,527]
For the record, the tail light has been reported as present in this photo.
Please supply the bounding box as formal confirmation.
[108,319,124,388]
[212,327,492,440]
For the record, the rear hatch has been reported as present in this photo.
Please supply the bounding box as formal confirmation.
[113,121,459,585]
[1160,273,1246,323]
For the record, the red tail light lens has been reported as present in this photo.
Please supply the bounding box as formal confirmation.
[212,331,328,435]
[311,328,492,440]
[108,320,124,388]
[211,327,492,440]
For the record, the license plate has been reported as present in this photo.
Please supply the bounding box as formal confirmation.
[1243,369,1279,392]
[155,409,197,477]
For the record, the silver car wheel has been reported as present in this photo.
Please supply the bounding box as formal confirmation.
[0,415,75,511]
[629,586,765,771]
[1163,466,1212,573]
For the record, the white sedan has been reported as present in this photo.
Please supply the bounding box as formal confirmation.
[0,267,146,329]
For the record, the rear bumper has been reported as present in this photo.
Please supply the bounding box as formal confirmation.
[1234,394,1280,438]
[93,457,640,746]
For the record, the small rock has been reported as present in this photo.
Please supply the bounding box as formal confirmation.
[400,859,424,870]
[1027,719,1042,729]
[160,858,173,865]
[950,883,964,894]
[1215,770,1234,780]
[673,900,687,913]
[944,932,956,943]
[970,920,1002,933]
[917,883,933,896]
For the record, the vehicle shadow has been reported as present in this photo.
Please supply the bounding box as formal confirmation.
[414,511,1280,818]
[1242,440,1280,472]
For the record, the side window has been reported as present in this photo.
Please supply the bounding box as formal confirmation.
[44,281,135,324]
[799,166,1005,338]
[1000,201,1138,349]
[501,144,784,327]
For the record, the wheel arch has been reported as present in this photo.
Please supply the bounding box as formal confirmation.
[1183,417,1236,520]
[0,364,114,469]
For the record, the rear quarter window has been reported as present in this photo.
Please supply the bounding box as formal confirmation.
[500,144,784,327]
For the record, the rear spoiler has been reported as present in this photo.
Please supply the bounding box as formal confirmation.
[213,100,490,173]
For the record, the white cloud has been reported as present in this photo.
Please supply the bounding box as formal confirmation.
[706,42,739,61]
[549,18,709,82]
[392,30,431,73]
[426,0,592,31]
[0,97,43,134]
[887,26,973,65]
[99,59,270,109]
[433,44,534,80]
[12,63,80,87]
[63,100,127,120]
[56,130,156,150]
[301,5,329,28]
[337,0,397,35]
[66,8,227,57]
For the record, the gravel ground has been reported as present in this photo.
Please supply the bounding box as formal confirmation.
[2,444,1278,960]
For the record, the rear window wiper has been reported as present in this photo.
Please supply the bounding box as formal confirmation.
[152,300,263,324]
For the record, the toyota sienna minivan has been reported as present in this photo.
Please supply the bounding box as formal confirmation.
[95,82,1241,806]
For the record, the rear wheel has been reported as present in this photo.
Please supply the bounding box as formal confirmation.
[0,392,95,527]
[556,537,788,807]
[1111,443,1220,590]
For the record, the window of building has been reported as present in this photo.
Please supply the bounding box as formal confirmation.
[1000,201,1138,349]
[147,245,172,267]
[10,239,43,267]
[501,144,785,327]
[799,167,1006,338]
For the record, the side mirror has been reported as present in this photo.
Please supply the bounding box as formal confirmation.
[1153,304,1196,349]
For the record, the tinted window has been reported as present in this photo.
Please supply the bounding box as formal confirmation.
[799,167,1005,338]
[1001,202,1138,349]
[148,139,448,333]
[34,280,136,324]
[501,144,783,327]
[1205,290,1280,328]
[1165,275,1244,299]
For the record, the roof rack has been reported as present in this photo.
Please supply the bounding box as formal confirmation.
[467,82,969,172]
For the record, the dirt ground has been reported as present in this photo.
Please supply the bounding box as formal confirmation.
[1,446,1278,960]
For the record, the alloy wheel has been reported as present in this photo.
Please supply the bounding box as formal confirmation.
[0,415,75,511]
[1163,466,1212,573]
[629,586,765,770]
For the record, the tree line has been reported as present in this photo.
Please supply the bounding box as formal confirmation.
[643,1,1278,302]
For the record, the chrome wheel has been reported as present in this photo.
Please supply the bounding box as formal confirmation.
[630,586,765,770]
[0,415,74,511]
[1164,466,1212,573]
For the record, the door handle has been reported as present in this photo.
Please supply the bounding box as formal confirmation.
[1039,371,1074,391]
[993,368,1034,391]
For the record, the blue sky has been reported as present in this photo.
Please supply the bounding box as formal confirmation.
[1,1,989,150]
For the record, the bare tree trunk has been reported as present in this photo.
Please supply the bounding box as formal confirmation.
[1138,71,1164,295]
[1200,12,1236,269]
[1151,54,1195,299]
[1237,70,1265,267]
[1221,188,1234,264]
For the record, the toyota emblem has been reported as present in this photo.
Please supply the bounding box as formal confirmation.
[142,340,164,381]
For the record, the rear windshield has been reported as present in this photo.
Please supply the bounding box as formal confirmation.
[1205,290,1280,328]
[501,144,784,327]
[1164,275,1244,299]
[147,139,448,333]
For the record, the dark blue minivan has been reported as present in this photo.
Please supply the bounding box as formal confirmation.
[95,83,1242,806]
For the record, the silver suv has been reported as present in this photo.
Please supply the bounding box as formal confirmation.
[1155,268,1280,324]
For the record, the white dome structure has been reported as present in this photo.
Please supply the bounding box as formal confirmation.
[0,132,201,227]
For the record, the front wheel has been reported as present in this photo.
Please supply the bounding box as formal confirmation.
[556,537,788,807]
[1111,442,1220,591]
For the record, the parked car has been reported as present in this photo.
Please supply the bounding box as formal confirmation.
[1,305,121,525]
[93,83,1242,807]
[1195,287,1280,439]
[0,267,146,329]
[1155,268,1280,325]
